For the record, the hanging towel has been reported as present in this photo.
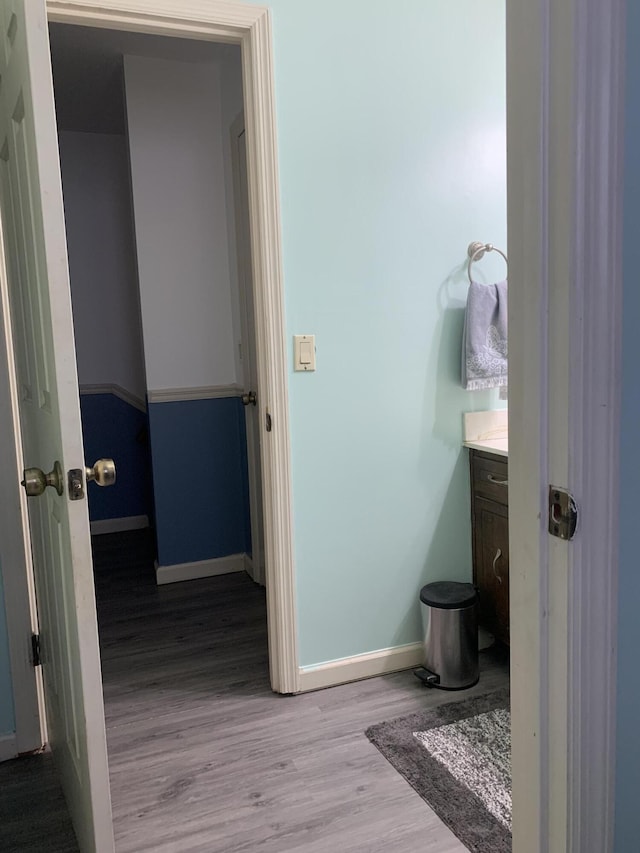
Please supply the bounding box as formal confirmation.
[461,280,508,390]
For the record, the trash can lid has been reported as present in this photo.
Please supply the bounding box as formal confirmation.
[420,581,476,610]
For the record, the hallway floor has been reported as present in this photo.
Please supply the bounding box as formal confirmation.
[1,530,510,852]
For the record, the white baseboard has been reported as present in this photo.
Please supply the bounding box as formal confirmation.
[156,553,247,585]
[0,733,18,763]
[297,642,424,693]
[90,515,149,535]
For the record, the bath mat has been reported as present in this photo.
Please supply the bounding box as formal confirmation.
[365,687,511,852]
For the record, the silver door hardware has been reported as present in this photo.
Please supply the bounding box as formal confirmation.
[68,469,84,501]
[86,458,116,487]
[68,459,116,502]
[21,461,64,497]
[548,486,578,540]
[242,391,257,406]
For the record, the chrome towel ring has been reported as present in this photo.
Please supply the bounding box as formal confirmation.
[467,241,508,283]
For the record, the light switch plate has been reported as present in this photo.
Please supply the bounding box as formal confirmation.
[294,334,316,371]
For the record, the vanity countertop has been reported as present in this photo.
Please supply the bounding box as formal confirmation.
[462,410,508,458]
[462,437,508,457]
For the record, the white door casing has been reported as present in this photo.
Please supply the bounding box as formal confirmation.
[507,1,623,851]
[45,0,299,695]
[0,1,114,850]
[231,112,265,587]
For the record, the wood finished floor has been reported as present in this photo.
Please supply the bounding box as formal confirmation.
[1,530,510,852]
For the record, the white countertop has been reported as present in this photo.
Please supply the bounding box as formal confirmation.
[462,410,508,458]
[463,437,508,458]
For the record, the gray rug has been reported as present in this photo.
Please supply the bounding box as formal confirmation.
[365,687,511,853]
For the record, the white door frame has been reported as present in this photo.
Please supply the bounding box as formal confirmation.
[508,1,623,850]
[230,110,266,587]
[45,0,299,694]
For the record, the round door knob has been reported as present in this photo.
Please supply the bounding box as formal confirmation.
[85,458,116,487]
[241,391,257,407]
[21,461,64,497]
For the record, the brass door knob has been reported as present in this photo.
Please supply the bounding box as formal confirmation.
[21,461,64,497]
[241,391,257,407]
[85,458,116,487]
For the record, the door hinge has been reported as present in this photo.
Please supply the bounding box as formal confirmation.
[548,486,578,540]
[31,633,41,667]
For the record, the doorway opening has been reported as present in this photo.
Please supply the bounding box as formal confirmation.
[48,17,273,687]
[49,22,266,590]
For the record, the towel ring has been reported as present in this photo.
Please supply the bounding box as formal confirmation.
[467,241,508,283]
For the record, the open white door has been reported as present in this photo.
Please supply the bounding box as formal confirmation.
[231,113,265,586]
[508,0,622,850]
[0,1,114,851]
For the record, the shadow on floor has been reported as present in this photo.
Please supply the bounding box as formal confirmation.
[0,752,79,853]
[92,530,272,714]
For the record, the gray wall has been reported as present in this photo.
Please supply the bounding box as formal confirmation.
[60,131,146,400]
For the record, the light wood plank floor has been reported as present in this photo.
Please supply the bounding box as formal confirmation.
[1,530,510,852]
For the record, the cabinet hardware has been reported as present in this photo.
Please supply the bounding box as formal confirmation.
[492,548,503,584]
[487,473,508,486]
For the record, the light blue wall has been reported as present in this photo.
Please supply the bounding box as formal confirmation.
[242,0,507,665]
[615,2,640,848]
[0,558,16,736]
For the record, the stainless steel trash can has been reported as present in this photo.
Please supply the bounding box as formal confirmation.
[418,581,479,690]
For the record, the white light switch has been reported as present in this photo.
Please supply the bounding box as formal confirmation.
[294,334,316,371]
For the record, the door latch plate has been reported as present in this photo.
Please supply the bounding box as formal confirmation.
[68,469,85,501]
[548,486,578,540]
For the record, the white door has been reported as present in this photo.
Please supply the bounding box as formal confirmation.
[508,1,622,850]
[231,114,265,586]
[0,243,42,758]
[0,2,114,851]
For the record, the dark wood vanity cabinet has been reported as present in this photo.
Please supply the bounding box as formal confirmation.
[469,449,510,645]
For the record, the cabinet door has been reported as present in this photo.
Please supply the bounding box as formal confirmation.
[473,496,510,644]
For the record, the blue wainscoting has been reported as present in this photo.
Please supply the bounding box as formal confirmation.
[80,393,153,523]
[147,397,251,567]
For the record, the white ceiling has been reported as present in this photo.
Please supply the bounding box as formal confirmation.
[49,23,240,134]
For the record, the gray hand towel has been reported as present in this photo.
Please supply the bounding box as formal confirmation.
[462,280,508,390]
